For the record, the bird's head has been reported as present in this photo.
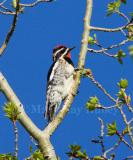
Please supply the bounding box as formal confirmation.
[52,45,75,62]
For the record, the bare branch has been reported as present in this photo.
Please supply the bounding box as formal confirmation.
[116,131,133,150]
[13,121,19,158]
[128,118,133,125]
[90,21,132,32]
[20,0,54,7]
[0,4,14,13]
[123,155,133,160]
[88,39,129,54]
[0,0,7,5]
[97,104,117,110]
[117,102,133,144]
[0,0,20,56]
[103,140,121,157]
[98,117,105,155]
[98,117,104,138]
[116,10,130,23]
[0,10,15,15]
[87,73,116,103]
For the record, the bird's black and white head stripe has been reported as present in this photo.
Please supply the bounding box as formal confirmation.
[53,45,70,62]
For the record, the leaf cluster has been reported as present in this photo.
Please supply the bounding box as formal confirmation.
[114,50,126,64]
[117,79,131,105]
[26,150,44,160]
[86,96,99,111]
[66,145,88,159]
[0,153,17,160]
[3,102,20,122]
[107,0,121,16]
[88,34,97,45]
[107,121,117,136]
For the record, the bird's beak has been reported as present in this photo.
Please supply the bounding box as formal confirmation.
[68,46,76,52]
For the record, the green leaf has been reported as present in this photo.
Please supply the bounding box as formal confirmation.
[118,79,128,89]
[88,35,97,45]
[77,150,88,159]
[66,145,88,159]
[115,49,126,64]
[0,154,17,160]
[107,121,117,136]
[26,150,43,160]
[122,127,132,135]
[117,89,125,99]
[107,1,121,16]
[130,12,133,17]
[93,156,105,160]
[29,145,33,154]
[86,96,99,111]
[3,102,20,121]
[127,25,133,40]
[69,145,81,152]
[12,0,17,9]
[128,45,133,57]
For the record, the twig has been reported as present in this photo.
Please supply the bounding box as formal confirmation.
[97,104,117,110]
[123,156,133,160]
[98,117,104,138]
[116,131,133,150]
[0,4,14,13]
[103,140,121,157]
[94,41,116,58]
[117,103,133,144]
[87,73,116,103]
[98,118,105,154]
[30,135,38,147]
[13,121,18,158]
[88,39,129,54]
[0,0,7,5]
[20,0,54,7]
[116,10,130,23]
[0,10,15,15]
[90,22,132,32]
[0,0,20,56]
[128,118,133,125]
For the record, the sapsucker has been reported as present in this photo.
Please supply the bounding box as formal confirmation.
[45,45,75,122]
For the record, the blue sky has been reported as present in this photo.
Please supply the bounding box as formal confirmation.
[0,0,133,159]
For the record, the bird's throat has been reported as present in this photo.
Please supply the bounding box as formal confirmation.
[66,53,71,59]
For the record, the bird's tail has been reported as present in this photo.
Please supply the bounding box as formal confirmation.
[44,104,55,122]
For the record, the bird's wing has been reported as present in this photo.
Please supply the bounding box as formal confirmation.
[45,60,59,120]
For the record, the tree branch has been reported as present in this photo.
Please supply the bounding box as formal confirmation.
[116,10,130,23]
[87,73,116,103]
[0,10,15,15]
[90,20,133,32]
[13,121,19,158]
[0,0,19,56]
[20,0,54,7]
[117,103,133,144]
[88,39,129,54]
[0,0,7,5]
[0,72,57,159]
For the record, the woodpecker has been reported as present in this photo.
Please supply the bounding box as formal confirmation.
[45,45,75,122]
